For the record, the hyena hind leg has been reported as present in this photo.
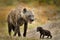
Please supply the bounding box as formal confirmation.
[8,23,12,36]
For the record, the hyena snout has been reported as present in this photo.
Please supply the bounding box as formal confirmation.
[30,19,34,21]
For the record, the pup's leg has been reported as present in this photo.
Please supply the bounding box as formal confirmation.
[40,34,42,38]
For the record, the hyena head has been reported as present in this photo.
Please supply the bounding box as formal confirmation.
[21,8,34,23]
[37,27,43,32]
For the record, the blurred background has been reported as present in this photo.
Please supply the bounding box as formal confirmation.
[0,0,60,23]
[0,0,60,40]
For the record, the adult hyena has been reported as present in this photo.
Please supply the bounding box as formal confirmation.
[7,7,34,37]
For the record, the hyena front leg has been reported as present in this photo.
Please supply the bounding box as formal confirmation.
[17,26,21,36]
[13,26,21,36]
[13,26,18,36]
[23,22,28,37]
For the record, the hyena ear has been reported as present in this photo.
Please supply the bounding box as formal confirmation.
[23,8,27,13]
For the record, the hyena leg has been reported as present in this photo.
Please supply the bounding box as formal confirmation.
[13,26,17,36]
[8,27,11,36]
[50,35,52,39]
[47,35,49,38]
[42,35,44,38]
[8,23,12,36]
[23,22,27,37]
[17,26,21,36]
[12,24,15,31]
[40,34,42,38]
[13,26,21,36]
